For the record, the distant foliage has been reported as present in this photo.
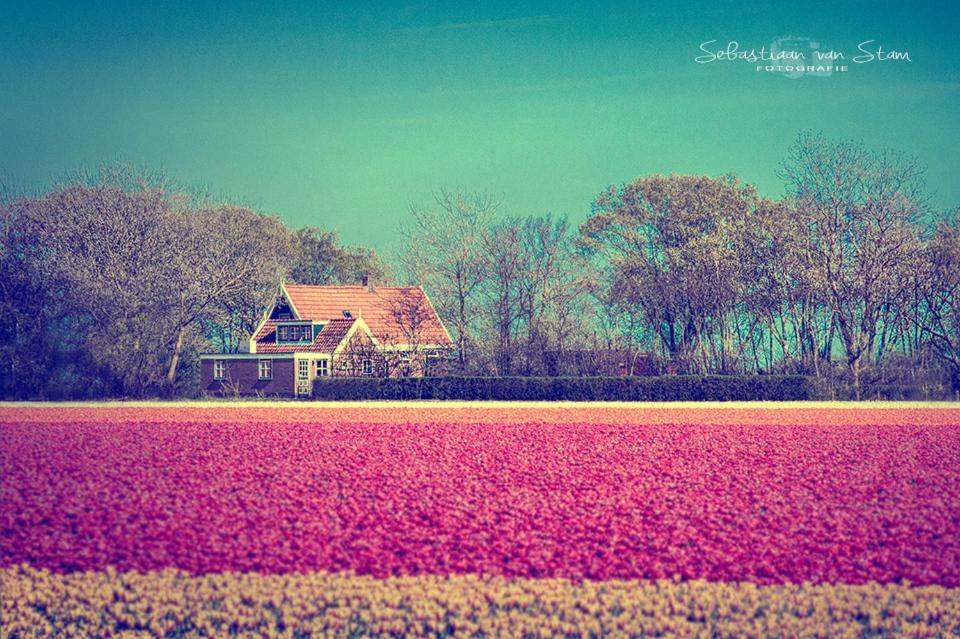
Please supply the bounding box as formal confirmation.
[0,167,290,398]
[289,227,388,286]
[573,133,957,398]
[3,130,960,399]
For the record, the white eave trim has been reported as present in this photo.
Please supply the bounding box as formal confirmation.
[200,353,295,360]
[332,317,376,356]
[249,317,267,355]
[377,343,453,352]
[280,282,302,319]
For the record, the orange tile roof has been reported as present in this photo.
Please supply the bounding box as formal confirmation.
[283,284,452,346]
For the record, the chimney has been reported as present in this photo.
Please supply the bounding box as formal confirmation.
[360,274,368,287]
[363,273,376,293]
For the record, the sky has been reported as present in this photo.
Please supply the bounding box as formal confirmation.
[2,0,958,254]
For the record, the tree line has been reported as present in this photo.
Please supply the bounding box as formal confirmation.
[0,166,385,398]
[400,132,959,398]
[2,132,958,398]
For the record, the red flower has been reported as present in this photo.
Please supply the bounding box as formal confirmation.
[1,407,959,585]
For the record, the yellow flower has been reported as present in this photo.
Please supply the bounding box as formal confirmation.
[3,564,960,638]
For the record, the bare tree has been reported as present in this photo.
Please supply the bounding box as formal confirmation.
[290,228,388,285]
[581,174,758,374]
[376,288,438,376]
[920,216,960,392]
[163,204,291,386]
[0,192,71,398]
[739,197,833,375]
[781,132,926,398]
[9,169,292,396]
[512,215,590,374]
[334,330,386,377]
[23,181,180,394]
[399,189,497,372]
[480,219,528,375]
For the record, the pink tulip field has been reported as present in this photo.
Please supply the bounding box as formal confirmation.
[2,404,959,637]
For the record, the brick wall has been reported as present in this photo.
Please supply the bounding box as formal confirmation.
[200,358,295,397]
[332,332,387,377]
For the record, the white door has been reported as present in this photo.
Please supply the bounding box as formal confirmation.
[297,359,311,397]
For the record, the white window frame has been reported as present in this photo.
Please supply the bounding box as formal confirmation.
[362,358,373,376]
[213,360,226,380]
[317,359,329,377]
[258,359,272,380]
[278,323,313,343]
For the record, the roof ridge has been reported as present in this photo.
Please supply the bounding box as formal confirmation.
[284,283,419,290]
[284,283,366,288]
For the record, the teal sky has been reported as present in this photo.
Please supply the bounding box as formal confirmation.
[2,1,958,252]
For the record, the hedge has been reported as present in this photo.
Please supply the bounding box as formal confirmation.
[311,375,823,401]
[818,382,957,401]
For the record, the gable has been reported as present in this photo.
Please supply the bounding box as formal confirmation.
[268,291,297,320]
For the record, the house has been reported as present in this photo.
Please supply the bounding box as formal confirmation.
[200,281,453,397]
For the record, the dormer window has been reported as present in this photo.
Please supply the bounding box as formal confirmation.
[276,323,313,343]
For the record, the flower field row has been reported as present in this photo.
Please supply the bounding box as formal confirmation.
[3,403,960,426]
[3,411,959,584]
[4,565,959,638]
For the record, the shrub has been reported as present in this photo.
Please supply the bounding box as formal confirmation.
[311,375,822,401]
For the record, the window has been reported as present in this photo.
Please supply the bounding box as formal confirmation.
[317,359,329,377]
[277,324,313,343]
[258,359,272,380]
[213,360,226,380]
[362,358,372,376]
[425,354,441,376]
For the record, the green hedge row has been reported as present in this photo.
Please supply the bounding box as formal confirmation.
[311,375,821,401]
[820,382,957,401]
